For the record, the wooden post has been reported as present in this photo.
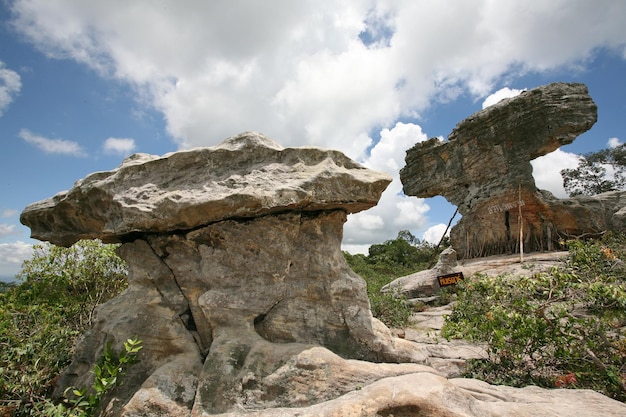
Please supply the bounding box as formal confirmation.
[519,184,524,263]
[547,225,553,251]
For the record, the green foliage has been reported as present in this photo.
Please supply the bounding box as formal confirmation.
[345,230,439,328]
[43,338,143,417]
[0,241,127,417]
[561,144,626,196]
[443,233,626,401]
[367,231,435,274]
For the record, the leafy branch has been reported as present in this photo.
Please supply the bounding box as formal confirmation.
[44,337,143,417]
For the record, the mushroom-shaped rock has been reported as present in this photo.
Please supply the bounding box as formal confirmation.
[401,82,626,257]
[21,131,391,247]
[22,133,436,416]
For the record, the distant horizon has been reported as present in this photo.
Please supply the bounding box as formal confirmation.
[0,269,18,282]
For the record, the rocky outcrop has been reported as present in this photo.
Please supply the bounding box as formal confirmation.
[20,132,427,416]
[384,249,570,301]
[20,132,626,416]
[401,82,626,257]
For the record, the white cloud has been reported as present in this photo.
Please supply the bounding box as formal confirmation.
[0,61,21,117]
[0,224,17,238]
[103,137,136,155]
[531,149,582,198]
[8,0,626,251]
[10,1,626,160]
[343,122,430,249]
[341,244,371,256]
[482,87,526,109]
[0,241,33,281]
[608,137,622,148]
[423,224,448,244]
[1,209,18,218]
[19,129,87,157]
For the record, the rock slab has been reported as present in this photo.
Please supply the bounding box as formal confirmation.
[382,247,462,299]
[21,132,391,247]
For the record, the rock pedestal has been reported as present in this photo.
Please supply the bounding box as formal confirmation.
[21,132,426,415]
[401,82,626,258]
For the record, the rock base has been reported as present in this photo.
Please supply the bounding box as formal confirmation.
[54,210,424,415]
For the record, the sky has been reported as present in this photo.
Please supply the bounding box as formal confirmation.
[1,0,625,281]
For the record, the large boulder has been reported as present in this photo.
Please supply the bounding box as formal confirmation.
[381,247,462,300]
[401,82,626,258]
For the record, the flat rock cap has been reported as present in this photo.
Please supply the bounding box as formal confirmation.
[21,132,392,246]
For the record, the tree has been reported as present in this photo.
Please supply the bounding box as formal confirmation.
[561,144,626,196]
[367,230,435,271]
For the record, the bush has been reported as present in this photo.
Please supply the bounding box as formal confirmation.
[44,338,142,417]
[442,233,626,401]
[0,241,127,417]
[344,231,439,328]
[345,253,412,328]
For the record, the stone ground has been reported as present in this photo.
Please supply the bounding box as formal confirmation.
[395,251,569,377]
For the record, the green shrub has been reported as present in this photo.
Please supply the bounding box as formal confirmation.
[344,230,447,327]
[343,251,413,328]
[43,338,142,417]
[343,231,440,328]
[442,233,626,401]
[0,241,127,417]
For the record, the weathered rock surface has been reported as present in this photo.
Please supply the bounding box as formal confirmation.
[200,371,626,417]
[21,132,390,247]
[22,133,424,416]
[401,82,626,257]
[21,132,626,416]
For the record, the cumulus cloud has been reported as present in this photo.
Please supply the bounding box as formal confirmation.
[343,122,430,249]
[19,129,87,157]
[103,137,137,155]
[7,0,626,252]
[423,223,449,244]
[608,137,622,148]
[0,61,21,117]
[531,149,582,198]
[482,87,526,109]
[0,224,17,238]
[9,0,626,159]
[0,241,32,281]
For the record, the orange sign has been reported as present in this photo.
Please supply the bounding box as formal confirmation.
[437,272,464,287]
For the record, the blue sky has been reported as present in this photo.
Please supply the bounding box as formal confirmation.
[0,0,625,281]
